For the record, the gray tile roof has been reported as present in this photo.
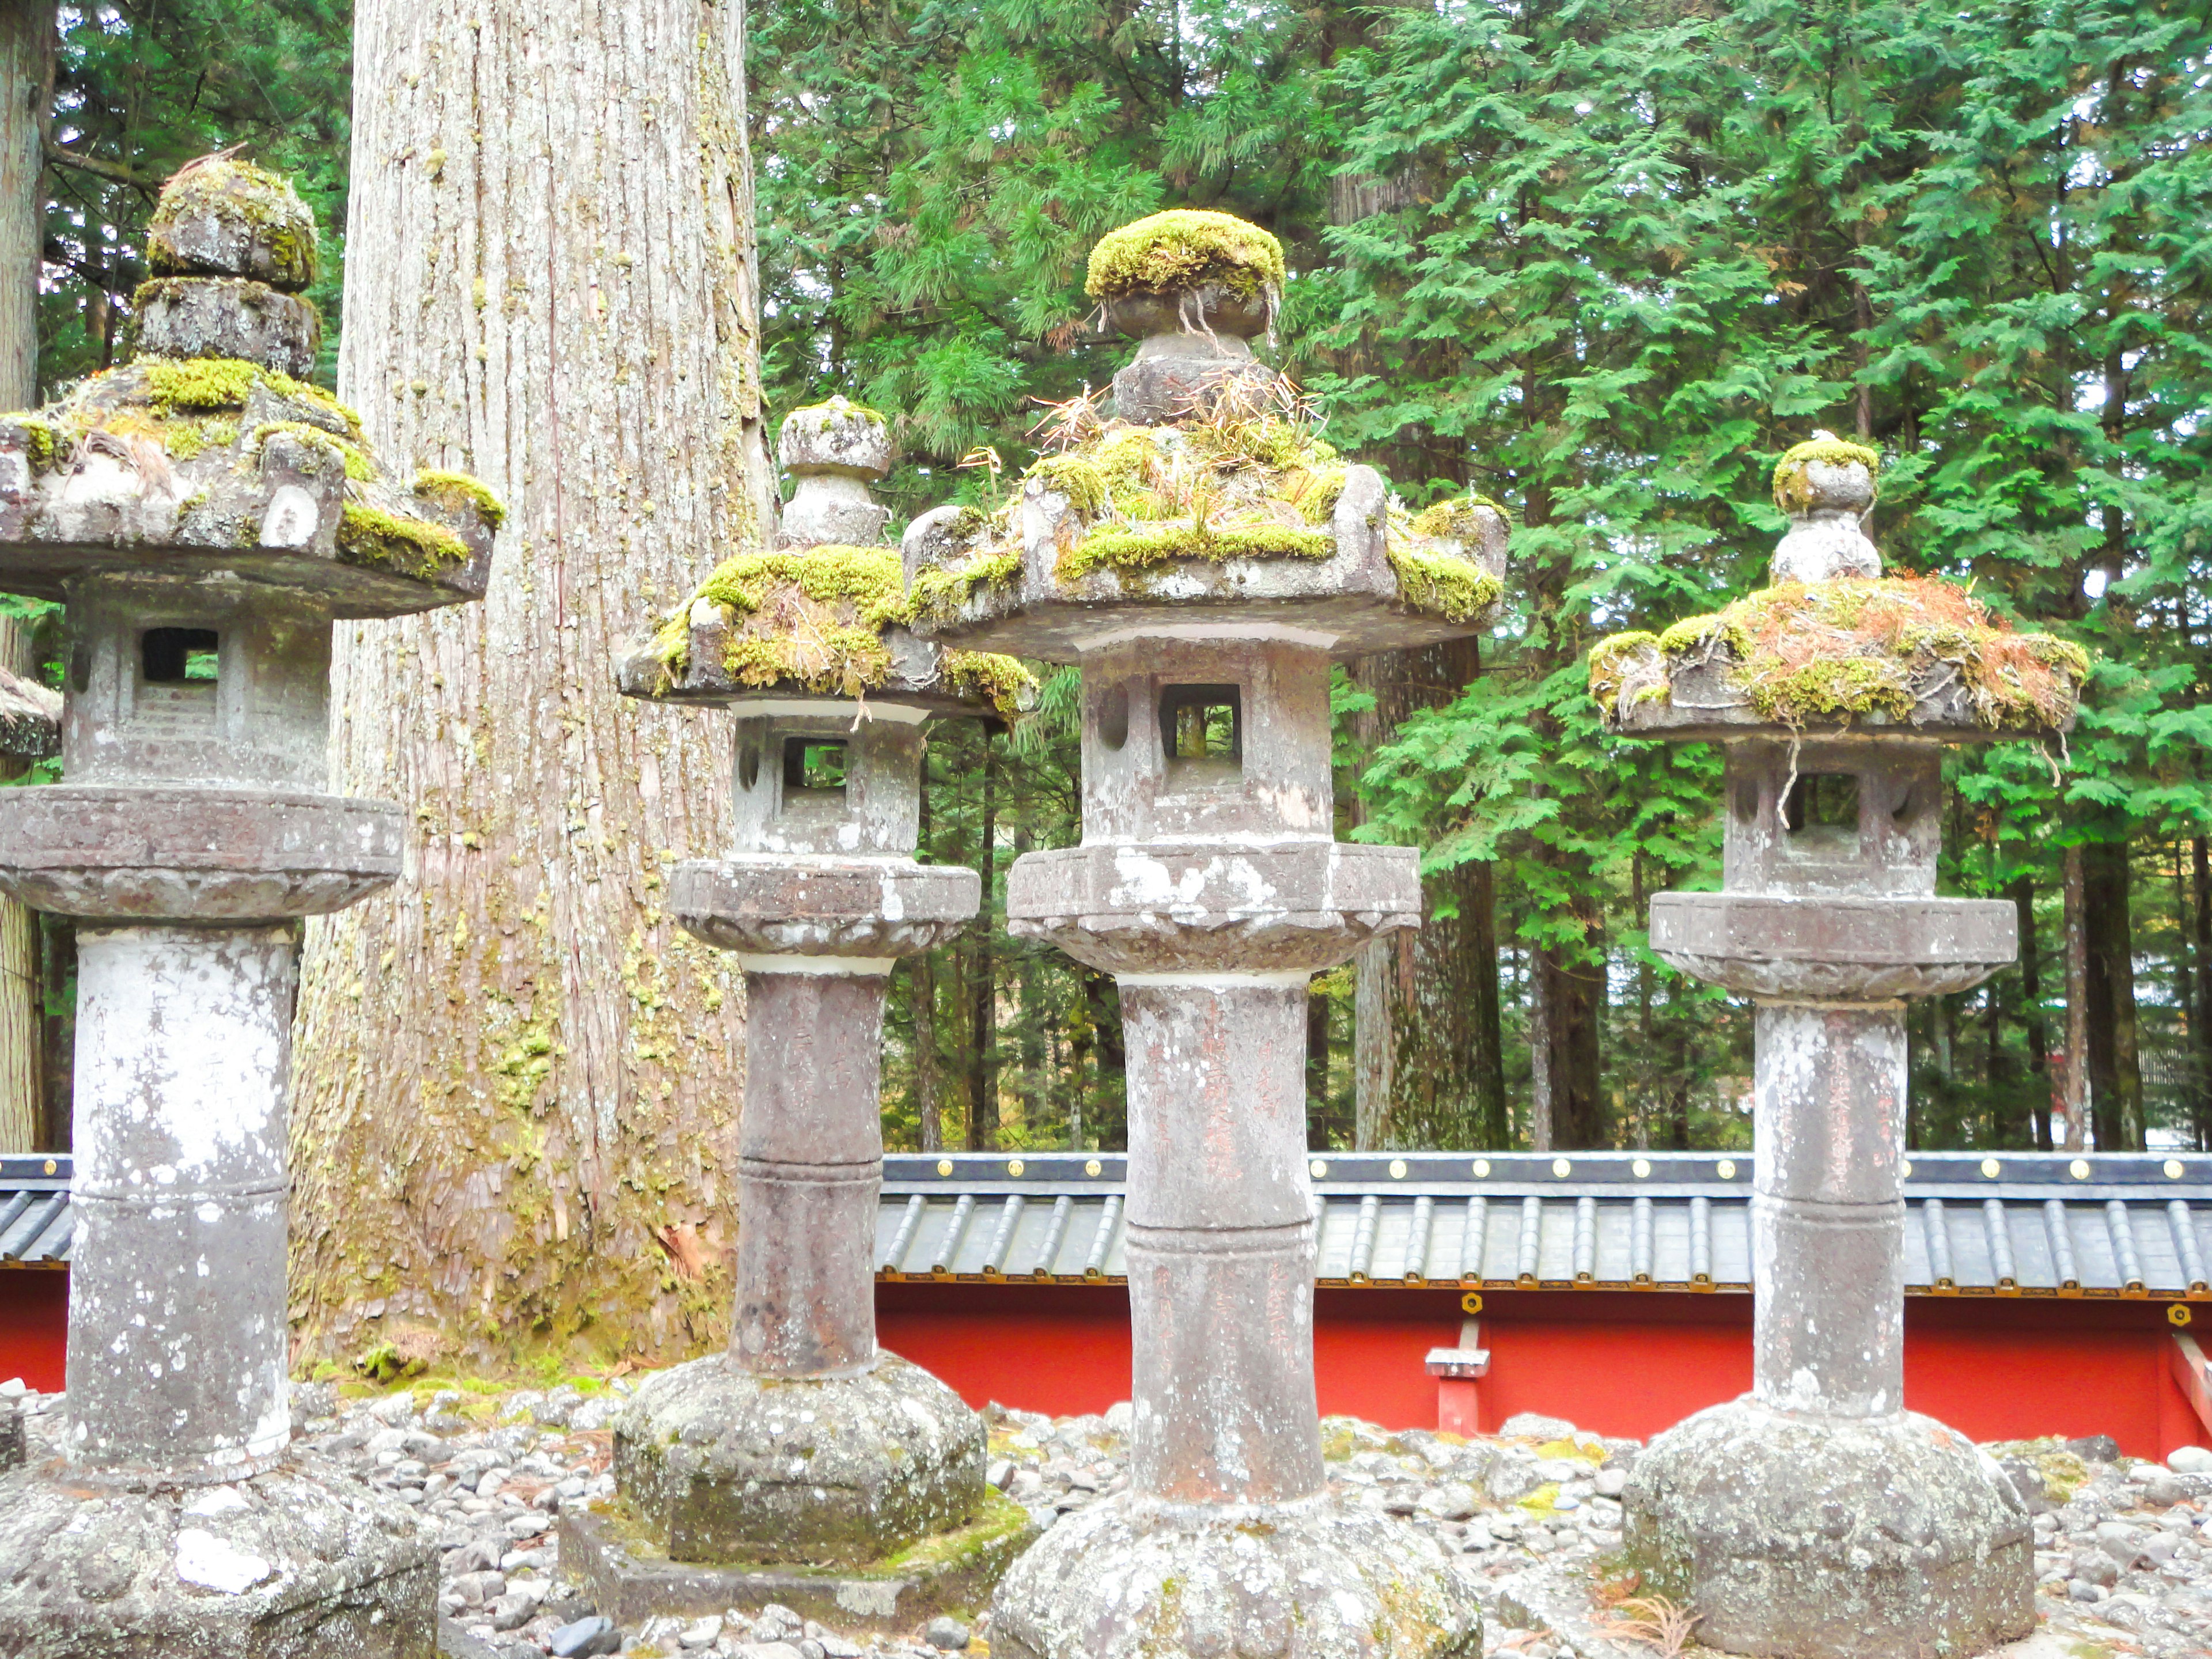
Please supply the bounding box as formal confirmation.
[877,1151,2212,1298]
[0,1154,71,1266]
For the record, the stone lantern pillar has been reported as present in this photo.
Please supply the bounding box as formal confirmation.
[1592,435,2089,1658]
[604,400,1031,1571]
[908,211,1502,1659]
[0,158,499,1658]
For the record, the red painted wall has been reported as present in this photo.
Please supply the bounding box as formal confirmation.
[0,1270,66,1392]
[880,1281,2209,1457]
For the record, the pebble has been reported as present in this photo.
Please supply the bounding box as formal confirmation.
[232,1378,2212,1659]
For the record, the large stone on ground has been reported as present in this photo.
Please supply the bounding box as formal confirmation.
[1623,1396,2033,1659]
[0,1455,434,1658]
[988,1491,1483,1659]
[612,1351,984,1566]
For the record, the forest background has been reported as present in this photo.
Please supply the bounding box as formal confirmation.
[13,0,2212,1164]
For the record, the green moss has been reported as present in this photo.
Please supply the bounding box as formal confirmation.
[1388,545,1502,623]
[414,468,506,529]
[143,356,259,413]
[1060,520,1331,579]
[338,501,473,578]
[1648,577,2088,730]
[2,415,62,472]
[1657,612,1749,658]
[942,650,1037,718]
[1086,209,1287,300]
[1408,494,1510,539]
[911,548,1022,622]
[1586,631,1661,714]
[1772,436,1880,513]
[1281,463,1347,525]
[653,545,914,696]
[1025,453,1108,515]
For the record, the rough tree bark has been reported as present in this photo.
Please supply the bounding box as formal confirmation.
[289,0,773,1364]
[1350,639,1508,1152]
[2062,844,2089,1151]
[2009,874,2051,1151]
[2195,838,2211,1153]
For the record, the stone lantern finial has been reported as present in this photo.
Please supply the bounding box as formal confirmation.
[0,154,499,1659]
[1584,437,2093,1659]
[1769,430,1881,584]
[778,395,894,547]
[904,215,1501,1659]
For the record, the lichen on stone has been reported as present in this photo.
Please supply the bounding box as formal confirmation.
[1085,209,1287,300]
[1,415,62,472]
[1772,436,1880,514]
[338,501,474,579]
[1615,576,2088,730]
[1025,453,1108,516]
[1060,519,1332,579]
[137,354,364,438]
[413,468,506,529]
[651,544,912,696]
[1586,631,1661,716]
[789,395,887,432]
[1384,546,1503,624]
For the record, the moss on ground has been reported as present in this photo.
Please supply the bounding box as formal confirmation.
[1594,576,2089,729]
[1085,209,1286,300]
[1773,435,1880,513]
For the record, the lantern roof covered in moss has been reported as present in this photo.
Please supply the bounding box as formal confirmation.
[1085,210,1286,301]
[902,406,1505,662]
[0,158,498,619]
[1590,433,2086,743]
[615,543,1036,721]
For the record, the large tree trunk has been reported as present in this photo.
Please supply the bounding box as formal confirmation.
[2061,844,2089,1150]
[289,0,771,1363]
[965,740,997,1150]
[0,2,46,1153]
[2195,838,2212,1153]
[1349,638,1508,1150]
[2082,837,2143,1150]
[2010,874,2051,1150]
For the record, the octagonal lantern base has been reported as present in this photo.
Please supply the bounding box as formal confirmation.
[0,1455,434,1659]
[1006,838,1420,975]
[611,1351,986,1567]
[989,1490,1483,1659]
[1622,1396,2033,1659]
[1650,891,2017,1001]
[671,855,978,960]
[0,785,401,922]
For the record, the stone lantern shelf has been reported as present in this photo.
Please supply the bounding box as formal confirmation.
[595,399,1033,1598]
[906,211,1500,1659]
[1589,435,2090,1659]
[0,158,498,1658]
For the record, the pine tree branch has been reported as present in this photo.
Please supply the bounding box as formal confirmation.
[41,138,155,190]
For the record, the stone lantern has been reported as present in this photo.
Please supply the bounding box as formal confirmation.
[603,399,1033,1577]
[0,157,498,1657]
[907,211,1501,1659]
[1589,435,2090,1658]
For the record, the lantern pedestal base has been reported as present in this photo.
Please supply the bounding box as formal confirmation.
[1623,1395,2033,1659]
[988,1491,1483,1659]
[610,1351,985,1567]
[0,1455,434,1659]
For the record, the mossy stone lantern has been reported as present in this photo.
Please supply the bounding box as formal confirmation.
[607,406,1032,1569]
[1589,435,2089,1659]
[0,157,498,1659]
[906,213,1499,1659]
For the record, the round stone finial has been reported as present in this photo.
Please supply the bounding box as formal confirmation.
[778,396,892,480]
[1771,431,1881,582]
[146,154,319,292]
[1086,209,1285,342]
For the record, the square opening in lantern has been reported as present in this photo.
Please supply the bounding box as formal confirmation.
[783,737,848,794]
[1160,684,1241,789]
[142,627,220,685]
[1781,772,1861,860]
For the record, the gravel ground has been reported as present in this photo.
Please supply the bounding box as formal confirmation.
[7,1376,2210,1658]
